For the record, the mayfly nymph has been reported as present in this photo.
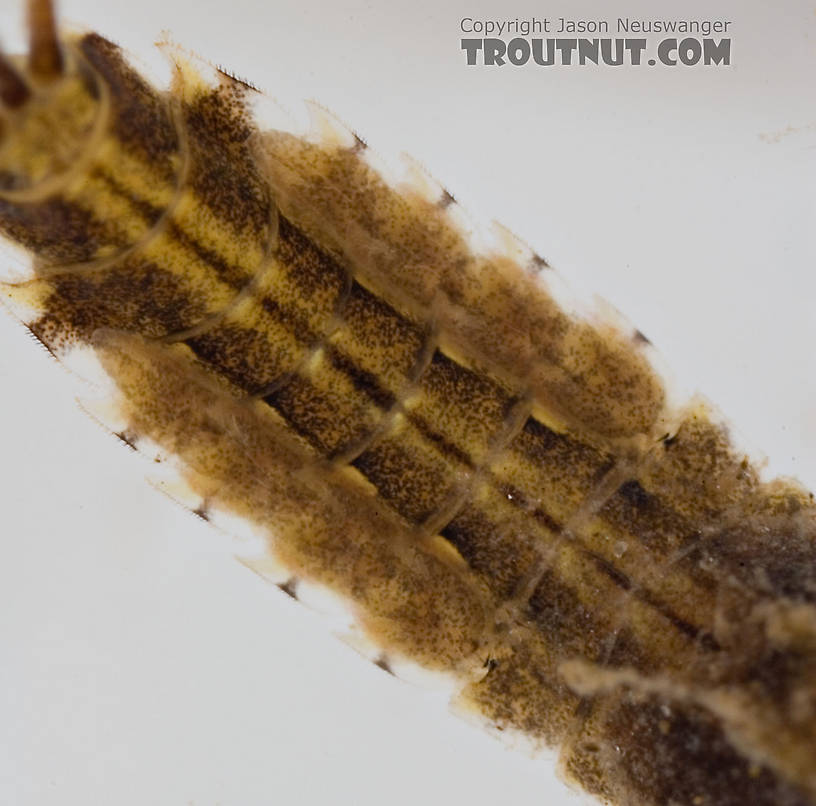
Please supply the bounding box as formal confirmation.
[2,2,815,805]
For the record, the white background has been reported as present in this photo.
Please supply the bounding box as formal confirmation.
[1,0,815,804]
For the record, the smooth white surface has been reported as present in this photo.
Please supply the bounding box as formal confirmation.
[1,1,815,804]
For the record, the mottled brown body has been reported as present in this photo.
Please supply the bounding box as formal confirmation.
[1,17,815,806]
